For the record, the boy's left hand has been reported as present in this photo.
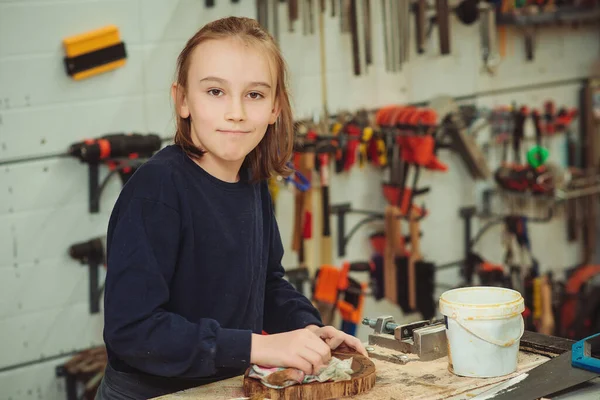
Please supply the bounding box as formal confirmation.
[305,325,368,357]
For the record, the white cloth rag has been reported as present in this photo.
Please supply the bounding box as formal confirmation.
[248,356,354,389]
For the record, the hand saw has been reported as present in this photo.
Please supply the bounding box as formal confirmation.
[471,332,600,400]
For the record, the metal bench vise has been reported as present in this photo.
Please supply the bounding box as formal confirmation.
[362,316,448,363]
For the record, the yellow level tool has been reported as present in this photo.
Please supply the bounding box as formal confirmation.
[63,25,127,80]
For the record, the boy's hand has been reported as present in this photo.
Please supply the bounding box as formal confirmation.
[250,328,332,375]
[305,325,368,357]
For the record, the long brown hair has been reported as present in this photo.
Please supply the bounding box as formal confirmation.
[172,16,294,181]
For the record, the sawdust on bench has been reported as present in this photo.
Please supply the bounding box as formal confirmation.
[151,350,549,400]
[350,348,549,400]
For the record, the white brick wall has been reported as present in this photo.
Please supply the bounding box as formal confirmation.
[0,0,597,398]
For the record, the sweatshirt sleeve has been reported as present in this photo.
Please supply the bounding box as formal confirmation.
[262,187,324,334]
[103,190,251,378]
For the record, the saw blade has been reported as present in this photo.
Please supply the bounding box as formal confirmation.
[471,351,599,400]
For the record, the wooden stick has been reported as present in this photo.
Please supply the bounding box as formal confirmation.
[538,275,555,336]
[384,205,399,304]
[301,152,316,276]
[319,154,332,266]
[408,207,421,311]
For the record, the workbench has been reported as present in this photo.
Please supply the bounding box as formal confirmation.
[152,331,598,400]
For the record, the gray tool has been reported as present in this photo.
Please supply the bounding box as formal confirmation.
[401,0,410,63]
[362,316,447,362]
[381,0,391,71]
[349,0,360,75]
[390,0,400,71]
[471,333,600,400]
[302,0,309,35]
[307,0,314,34]
[340,0,350,33]
[415,0,427,54]
[271,0,280,43]
[480,2,500,74]
[363,0,372,66]
[288,0,298,33]
[436,0,451,55]
[257,0,269,30]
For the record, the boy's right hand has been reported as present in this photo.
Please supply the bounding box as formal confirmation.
[250,328,331,375]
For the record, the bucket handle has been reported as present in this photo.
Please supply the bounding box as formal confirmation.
[453,316,525,348]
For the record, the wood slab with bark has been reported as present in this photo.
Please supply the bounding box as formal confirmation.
[242,349,376,400]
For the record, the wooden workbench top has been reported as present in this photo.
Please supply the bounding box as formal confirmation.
[152,350,549,400]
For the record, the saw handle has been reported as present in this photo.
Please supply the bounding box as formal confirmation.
[572,332,600,373]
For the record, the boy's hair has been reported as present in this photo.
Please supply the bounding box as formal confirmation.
[173,16,294,181]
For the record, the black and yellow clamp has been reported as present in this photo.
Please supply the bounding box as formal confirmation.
[63,25,127,80]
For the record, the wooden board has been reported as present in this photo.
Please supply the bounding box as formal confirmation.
[151,349,549,400]
[242,350,376,400]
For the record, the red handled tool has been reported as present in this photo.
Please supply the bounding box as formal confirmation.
[338,262,372,335]
[0,133,163,212]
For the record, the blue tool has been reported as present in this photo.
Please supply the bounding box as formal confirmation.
[572,332,600,373]
[284,162,311,192]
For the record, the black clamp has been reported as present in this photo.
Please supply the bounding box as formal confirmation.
[69,237,105,314]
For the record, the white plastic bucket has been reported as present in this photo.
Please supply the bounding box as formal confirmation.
[439,286,525,378]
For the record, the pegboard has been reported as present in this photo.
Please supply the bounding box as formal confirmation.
[0,1,598,399]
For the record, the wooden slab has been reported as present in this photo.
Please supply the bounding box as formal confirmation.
[242,350,376,400]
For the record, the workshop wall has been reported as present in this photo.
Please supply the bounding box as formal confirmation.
[0,0,597,399]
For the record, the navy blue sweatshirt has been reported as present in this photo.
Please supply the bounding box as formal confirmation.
[102,144,323,393]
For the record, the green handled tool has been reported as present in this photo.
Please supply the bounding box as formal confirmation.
[527,109,549,169]
[472,332,600,399]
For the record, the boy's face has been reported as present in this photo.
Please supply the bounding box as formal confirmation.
[176,37,279,170]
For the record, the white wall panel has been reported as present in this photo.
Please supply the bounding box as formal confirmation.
[0,97,145,160]
[139,0,254,43]
[406,27,481,103]
[289,73,324,118]
[0,355,72,400]
[145,92,176,136]
[0,204,113,267]
[472,80,582,109]
[0,303,104,370]
[0,257,91,320]
[143,43,181,94]
[476,26,598,92]
[0,0,141,57]
[0,213,15,266]
[0,157,123,214]
[0,47,145,110]
[281,31,325,80]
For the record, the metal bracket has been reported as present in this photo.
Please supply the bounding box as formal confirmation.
[55,365,78,400]
[88,162,100,213]
[330,202,428,258]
